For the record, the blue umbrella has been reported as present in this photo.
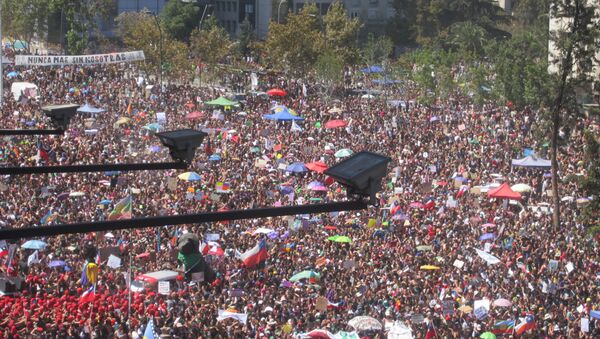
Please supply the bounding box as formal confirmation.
[13,40,28,50]
[279,185,294,194]
[264,110,305,121]
[143,123,163,132]
[286,162,307,173]
[6,71,19,78]
[21,240,47,250]
[360,65,383,73]
[209,154,222,161]
[479,233,496,241]
[49,260,66,268]
[100,199,112,205]
[148,145,162,153]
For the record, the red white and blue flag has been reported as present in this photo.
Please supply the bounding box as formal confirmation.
[79,285,96,304]
[240,239,268,268]
[515,315,536,335]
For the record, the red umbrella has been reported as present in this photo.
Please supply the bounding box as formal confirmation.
[186,111,203,120]
[267,88,287,97]
[324,119,348,129]
[324,225,338,231]
[305,161,328,173]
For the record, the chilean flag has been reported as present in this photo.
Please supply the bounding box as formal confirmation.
[240,239,268,269]
[79,285,96,304]
[515,315,536,335]
[201,241,224,256]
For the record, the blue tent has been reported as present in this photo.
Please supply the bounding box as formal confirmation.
[264,110,305,121]
[360,65,383,73]
[77,104,106,114]
[373,79,400,85]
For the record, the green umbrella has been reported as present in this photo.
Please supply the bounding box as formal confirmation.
[480,332,496,339]
[289,270,320,282]
[334,149,353,158]
[327,235,352,243]
[205,97,238,106]
[468,138,480,145]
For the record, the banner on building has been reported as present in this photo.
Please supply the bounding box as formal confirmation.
[16,51,146,66]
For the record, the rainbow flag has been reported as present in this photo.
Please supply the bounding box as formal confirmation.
[215,182,231,193]
[492,319,515,335]
[108,195,132,220]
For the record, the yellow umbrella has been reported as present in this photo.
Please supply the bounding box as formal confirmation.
[116,117,131,125]
[420,265,440,270]
[458,305,473,313]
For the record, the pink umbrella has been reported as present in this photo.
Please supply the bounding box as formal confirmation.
[493,298,513,307]
[409,202,425,209]
[324,119,348,129]
[186,111,203,120]
[308,181,328,191]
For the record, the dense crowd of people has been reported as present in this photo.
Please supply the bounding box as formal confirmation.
[0,61,598,339]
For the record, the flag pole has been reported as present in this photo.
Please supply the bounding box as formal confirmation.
[128,250,132,322]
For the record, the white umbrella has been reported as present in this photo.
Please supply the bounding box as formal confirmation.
[348,315,383,331]
[511,183,532,193]
[253,227,275,235]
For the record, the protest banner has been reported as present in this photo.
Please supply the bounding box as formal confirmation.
[16,51,145,66]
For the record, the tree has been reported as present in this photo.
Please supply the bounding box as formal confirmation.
[116,11,191,80]
[315,48,344,99]
[322,1,362,65]
[387,0,418,46]
[361,34,393,68]
[580,130,600,235]
[160,0,201,41]
[49,0,115,54]
[190,17,234,67]
[1,0,49,53]
[547,0,600,230]
[488,31,551,108]
[265,3,323,74]
[238,16,255,57]
[448,22,488,56]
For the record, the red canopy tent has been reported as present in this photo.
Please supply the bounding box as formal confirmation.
[305,161,328,173]
[487,183,522,200]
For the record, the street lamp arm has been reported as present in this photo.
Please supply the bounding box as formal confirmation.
[0,200,368,240]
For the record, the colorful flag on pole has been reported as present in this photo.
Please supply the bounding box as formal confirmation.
[492,319,515,335]
[515,315,536,335]
[108,195,132,220]
[239,239,268,269]
[217,308,248,325]
[78,285,96,304]
[143,318,157,339]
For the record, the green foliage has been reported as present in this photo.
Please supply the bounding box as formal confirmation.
[265,3,323,74]
[116,11,191,79]
[190,20,234,66]
[361,34,393,68]
[322,1,362,65]
[49,0,115,54]
[389,0,511,46]
[238,16,255,57]
[1,0,49,52]
[160,0,201,41]
[315,48,344,98]
[448,22,488,56]
[580,131,600,233]
[488,31,551,108]
[408,47,459,104]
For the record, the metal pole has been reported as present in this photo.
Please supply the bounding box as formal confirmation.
[0,129,65,136]
[0,200,368,240]
[0,161,187,175]
[155,0,162,102]
[278,0,285,24]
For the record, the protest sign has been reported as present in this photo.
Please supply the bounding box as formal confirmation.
[107,254,122,269]
[453,259,465,269]
[581,317,589,332]
[474,307,488,320]
[205,233,220,241]
[410,314,424,324]
[192,272,205,282]
[158,281,170,295]
[442,300,455,315]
